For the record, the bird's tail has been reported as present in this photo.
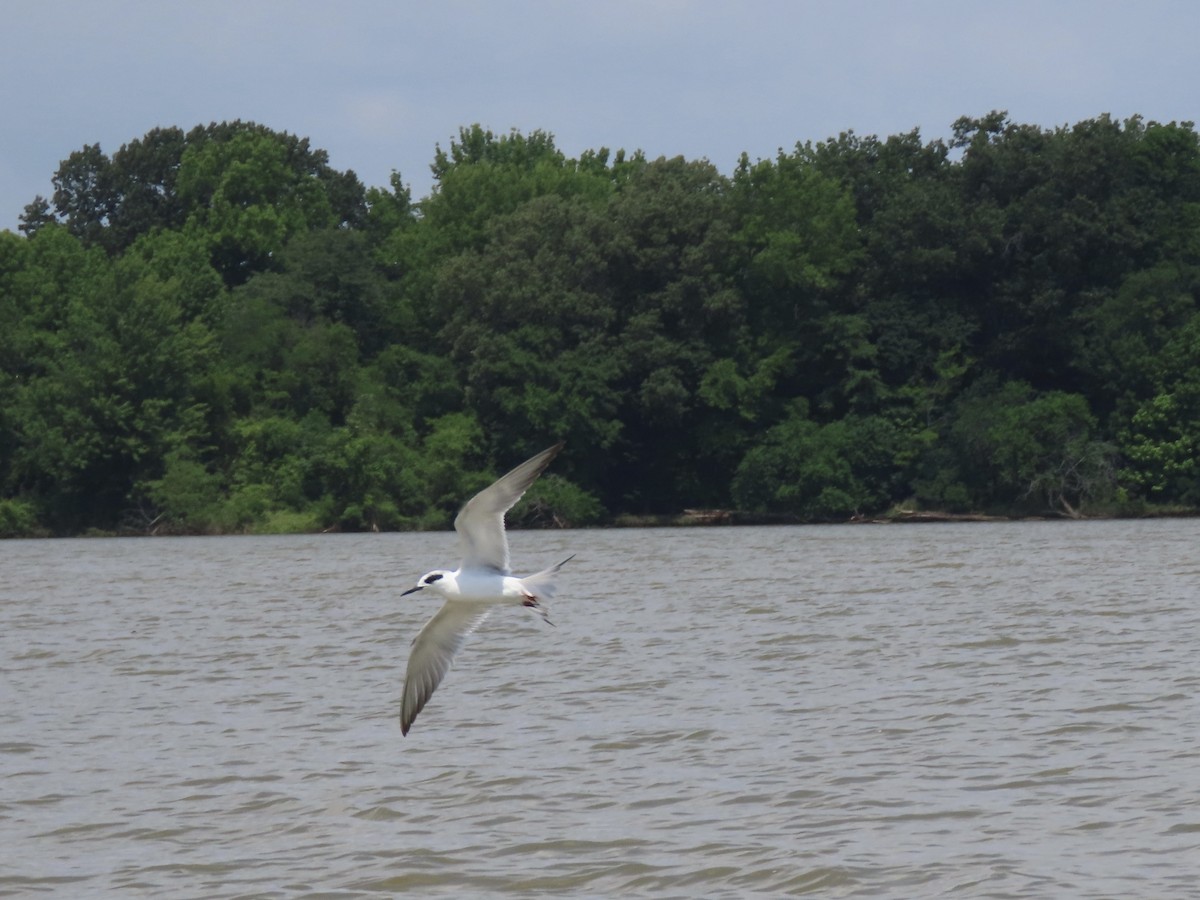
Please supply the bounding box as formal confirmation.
[520,554,575,602]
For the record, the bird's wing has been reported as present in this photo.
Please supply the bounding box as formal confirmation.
[400,600,494,736]
[454,442,563,572]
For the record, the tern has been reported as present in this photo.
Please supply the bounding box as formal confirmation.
[398,442,571,736]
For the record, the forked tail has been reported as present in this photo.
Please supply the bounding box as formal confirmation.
[519,554,575,602]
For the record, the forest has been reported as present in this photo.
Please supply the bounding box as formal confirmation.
[1,112,1198,536]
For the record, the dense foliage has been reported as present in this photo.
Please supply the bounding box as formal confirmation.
[3,114,1199,536]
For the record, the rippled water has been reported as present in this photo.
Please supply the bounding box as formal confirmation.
[3,520,1200,897]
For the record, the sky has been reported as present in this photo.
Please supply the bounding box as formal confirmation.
[2,0,1198,232]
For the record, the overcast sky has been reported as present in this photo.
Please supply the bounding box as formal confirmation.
[2,0,1197,232]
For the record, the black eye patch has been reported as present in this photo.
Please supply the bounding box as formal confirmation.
[424,573,444,584]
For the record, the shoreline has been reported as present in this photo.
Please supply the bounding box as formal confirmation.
[7,504,1198,539]
[615,506,1199,528]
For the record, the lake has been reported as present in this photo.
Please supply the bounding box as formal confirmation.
[3,520,1199,897]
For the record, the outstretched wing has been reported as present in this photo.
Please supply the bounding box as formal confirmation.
[400,600,495,736]
[454,442,563,573]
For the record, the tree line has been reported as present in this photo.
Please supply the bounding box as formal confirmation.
[1,113,1198,536]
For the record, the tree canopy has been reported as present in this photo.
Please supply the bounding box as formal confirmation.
[3,114,1199,536]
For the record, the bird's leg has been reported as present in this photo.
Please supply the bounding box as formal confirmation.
[522,593,554,627]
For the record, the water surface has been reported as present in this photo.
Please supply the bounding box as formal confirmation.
[3,520,1199,897]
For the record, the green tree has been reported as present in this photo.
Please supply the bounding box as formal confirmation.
[731,402,908,518]
[29,122,367,260]
[945,381,1115,514]
[1077,262,1200,418]
[7,228,213,531]
[1117,314,1200,504]
[178,130,337,285]
[8,113,1200,535]
[234,228,402,355]
[731,142,876,417]
[428,154,744,511]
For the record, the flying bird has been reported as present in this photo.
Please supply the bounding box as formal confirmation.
[399,442,571,735]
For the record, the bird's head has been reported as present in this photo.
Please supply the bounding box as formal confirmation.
[402,569,453,597]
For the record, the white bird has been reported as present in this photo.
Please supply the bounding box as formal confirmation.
[398,442,571,736]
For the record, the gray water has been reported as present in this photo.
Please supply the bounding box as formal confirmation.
[2,520,1199,898]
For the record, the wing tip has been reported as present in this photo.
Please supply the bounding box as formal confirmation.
[401,700,419,735]
[533,441,565,479]
[537,440,566,467]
